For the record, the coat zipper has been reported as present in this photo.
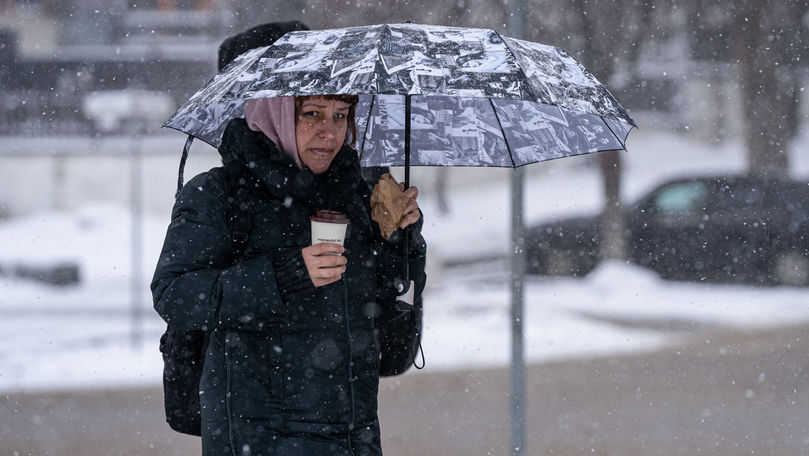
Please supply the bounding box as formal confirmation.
[224,331,238,456]
[342,279,357,456]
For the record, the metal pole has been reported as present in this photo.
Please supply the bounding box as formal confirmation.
[508,1,526,455]
[510,167,525,456]
[130,135,143,347]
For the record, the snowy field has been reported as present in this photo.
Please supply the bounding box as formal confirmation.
[1,126,808,393]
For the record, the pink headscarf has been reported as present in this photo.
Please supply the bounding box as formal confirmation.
[243,97,302,169]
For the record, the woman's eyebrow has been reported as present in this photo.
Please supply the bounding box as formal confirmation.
[301,102,349,111]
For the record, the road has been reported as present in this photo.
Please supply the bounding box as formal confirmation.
[3,323,809,455]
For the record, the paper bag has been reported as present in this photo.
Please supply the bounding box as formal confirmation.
[370,173,411,240]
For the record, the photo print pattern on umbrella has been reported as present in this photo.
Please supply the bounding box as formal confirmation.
[164,45,266,144]
[355,95,630,167]
[247,24,522,98]
[164,23,636,166]
[502,37,631,123]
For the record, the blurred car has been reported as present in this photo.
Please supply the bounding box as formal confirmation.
[525,174,809,286]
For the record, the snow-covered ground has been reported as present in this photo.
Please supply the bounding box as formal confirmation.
[1,126,808,393]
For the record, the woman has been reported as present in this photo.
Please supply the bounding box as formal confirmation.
[152,95,426,455]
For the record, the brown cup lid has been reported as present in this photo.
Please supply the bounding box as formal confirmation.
[310,210,349,224]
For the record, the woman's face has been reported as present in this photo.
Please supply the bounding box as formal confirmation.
[295,96,350,174]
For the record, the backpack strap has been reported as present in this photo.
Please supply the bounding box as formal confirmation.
[176,136,195,199]
[175,137,256,261]
[211,162,260,263]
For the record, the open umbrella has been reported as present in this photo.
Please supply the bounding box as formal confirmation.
[166,23,634,176]
[164,23,635,306]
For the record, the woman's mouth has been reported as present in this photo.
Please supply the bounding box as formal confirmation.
[309,148,333,157]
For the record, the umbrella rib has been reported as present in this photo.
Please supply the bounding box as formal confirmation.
[599,115,628,151]
[488,99,518,168]
[359,95,376,160]
[492,29,536,102]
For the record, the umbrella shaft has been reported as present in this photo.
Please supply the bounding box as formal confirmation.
[403,94,411,283]
[404,94,411,189]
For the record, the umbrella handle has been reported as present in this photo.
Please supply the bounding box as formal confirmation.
[394,279,415,311]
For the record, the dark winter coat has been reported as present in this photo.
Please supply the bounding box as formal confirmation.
[151,119,426,456]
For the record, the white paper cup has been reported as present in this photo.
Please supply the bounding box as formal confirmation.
[311,220,349,248]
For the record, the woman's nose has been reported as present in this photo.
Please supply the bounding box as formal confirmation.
[318,118,336,139]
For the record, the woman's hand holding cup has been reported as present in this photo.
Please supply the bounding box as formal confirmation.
[302,243,346,287]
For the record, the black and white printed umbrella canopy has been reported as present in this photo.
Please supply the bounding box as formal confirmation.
[164,23,636,168]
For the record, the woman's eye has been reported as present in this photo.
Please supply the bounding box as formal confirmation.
[304,111,320,117]
[334,113,346,120]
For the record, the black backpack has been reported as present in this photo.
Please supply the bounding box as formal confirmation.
[159,160,423,436]
[159,161,261,436]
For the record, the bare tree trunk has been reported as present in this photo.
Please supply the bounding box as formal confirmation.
[781,1,809,143]
[599,150,626,260]
[571,0,629,262]
[732,0,790,177]
[435,167,450,216]
[623,0,656,83]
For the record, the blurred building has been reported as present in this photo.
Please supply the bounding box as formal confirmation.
[1,0,806,140]
[0,0,235,136]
